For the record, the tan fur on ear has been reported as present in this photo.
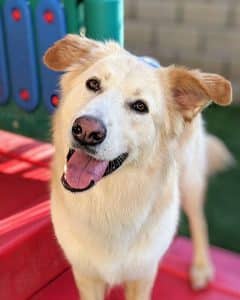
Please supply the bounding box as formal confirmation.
[196,72,232,106]
[44,35,94,71]
[166,66,232,121]
[43,34,122,72]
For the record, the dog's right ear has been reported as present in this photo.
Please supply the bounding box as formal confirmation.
[43,34,105,72]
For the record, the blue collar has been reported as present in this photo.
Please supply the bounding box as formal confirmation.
[138,56,160,69]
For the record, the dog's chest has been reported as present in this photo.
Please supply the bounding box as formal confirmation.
[52,184,179,285]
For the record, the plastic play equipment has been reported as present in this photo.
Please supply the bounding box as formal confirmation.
[0,0,123,135]
[85,0,123,44]
[0,1,240,299]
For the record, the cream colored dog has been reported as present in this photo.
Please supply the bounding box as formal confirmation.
[44,35,233,300]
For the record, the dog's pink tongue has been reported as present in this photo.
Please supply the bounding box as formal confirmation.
[65,150,108,190]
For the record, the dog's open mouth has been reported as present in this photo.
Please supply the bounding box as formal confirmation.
[61,149,128,192]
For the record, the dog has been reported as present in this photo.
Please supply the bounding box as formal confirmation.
[44,34,233,299]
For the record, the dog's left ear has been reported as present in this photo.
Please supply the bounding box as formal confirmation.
[43,34,119,72]
[164,66,232,121]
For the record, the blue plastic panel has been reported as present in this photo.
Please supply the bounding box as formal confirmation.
[3,0,39,111]
[0,14,9,104]
[35,0,66,113]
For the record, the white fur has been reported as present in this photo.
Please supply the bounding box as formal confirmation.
[49,40,232,298]
[51,54,180,289]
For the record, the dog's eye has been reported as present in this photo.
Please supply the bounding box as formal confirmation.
[130,100,149,113]
[86,77,101,92]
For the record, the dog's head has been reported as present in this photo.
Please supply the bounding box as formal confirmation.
[44,34,232,193]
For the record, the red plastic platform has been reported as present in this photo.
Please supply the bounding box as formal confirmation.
[0,130,240,300]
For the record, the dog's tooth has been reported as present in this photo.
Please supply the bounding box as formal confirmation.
[64,164,67,173]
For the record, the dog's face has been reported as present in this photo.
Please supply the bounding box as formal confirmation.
[44,35,232,193]
[59,54,164,162]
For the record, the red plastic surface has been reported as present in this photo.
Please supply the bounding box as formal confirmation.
[0,130,53,167]
[0,130,240,300]
[0,208,68,300]
[0,155,49,220]
[30,237,240,300]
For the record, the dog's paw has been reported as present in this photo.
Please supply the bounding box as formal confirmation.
[190,262,214,290]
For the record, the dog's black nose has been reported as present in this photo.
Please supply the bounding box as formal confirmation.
[72,116,106,146]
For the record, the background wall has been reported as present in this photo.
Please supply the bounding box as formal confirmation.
[125,0,240,253]
[125,0,240,103]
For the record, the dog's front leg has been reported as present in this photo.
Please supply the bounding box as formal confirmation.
[124,277,155,300]
[72,270,106,300]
